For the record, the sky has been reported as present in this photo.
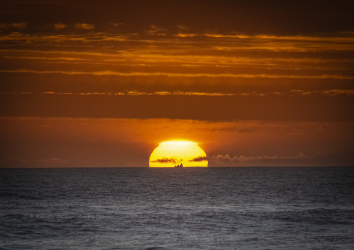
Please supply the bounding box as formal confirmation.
[1,0,354,167]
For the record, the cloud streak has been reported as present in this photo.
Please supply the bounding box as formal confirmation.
[189,156,208,162]
[150,157,181,164]
[1,29,353,53]
[204,33,354,43]
[0,23,27,29]
[75,23,94,30]
[322,89,354,96]
[4,90,354,97]
[1,69,352,80]
[210,152,354,167]
[54,23,66,30]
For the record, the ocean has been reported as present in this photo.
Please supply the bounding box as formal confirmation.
[1,167,354,250]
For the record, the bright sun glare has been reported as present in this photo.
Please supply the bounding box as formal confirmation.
[149,140,208,167]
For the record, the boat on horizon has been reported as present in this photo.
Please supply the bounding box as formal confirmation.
[174,163,183,168]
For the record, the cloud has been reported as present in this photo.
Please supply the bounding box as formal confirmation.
[5,90,233,96]
[126,90,147,95]
[204,33,354,43]
[210,152,354,167]
[111,23,123,27]
[211,154,307,164]
[177,25,189,30]
[146,25,167,36]
[0,32,86,42]
[189,156,208,162]
[154,91,233,96]
[0,32,131,43]
[75,23,94,30]
[322,89,354,96]
[151,157,181,164]
[12,23,26,29]
[0,23,26,30]
[176,33,197,37]
[10,90,342,97]
[78,92,123,95]
[1,69,353,80]
[54,22,66,30]
[4,56,86,61]
[206,34,354,52]
[291,90,313,95]
[100,35,127,41]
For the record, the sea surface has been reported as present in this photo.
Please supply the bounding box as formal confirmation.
[1,167,354,250]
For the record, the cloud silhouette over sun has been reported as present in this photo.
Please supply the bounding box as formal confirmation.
[149,140,208,167]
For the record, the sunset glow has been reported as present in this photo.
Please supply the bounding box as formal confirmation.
[149,140,208,167]
[0,1,353,168]
[2,1,353,249]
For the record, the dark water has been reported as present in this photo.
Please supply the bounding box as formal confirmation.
[1,167,354,250]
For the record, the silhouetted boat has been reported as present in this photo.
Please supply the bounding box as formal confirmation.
[174,163,183,168]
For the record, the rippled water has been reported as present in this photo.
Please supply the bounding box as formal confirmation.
[1,167,354,249]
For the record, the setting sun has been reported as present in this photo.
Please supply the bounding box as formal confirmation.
[149,140,208,167]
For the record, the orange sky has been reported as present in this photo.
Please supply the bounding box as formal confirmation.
[1,0,354,167]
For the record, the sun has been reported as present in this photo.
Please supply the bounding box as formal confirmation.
[149,140,208,167]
